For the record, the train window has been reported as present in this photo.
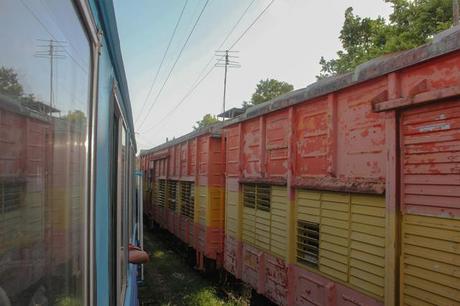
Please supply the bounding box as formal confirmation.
[180,181,194,219]
[167,180,177,211]
[0,0,92,304]
[297,221,320,267]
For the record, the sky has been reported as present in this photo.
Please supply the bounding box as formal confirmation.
[113,0,393,150]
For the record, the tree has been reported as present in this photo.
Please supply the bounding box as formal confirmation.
[249,79,294,105]
[193,113,219,130]
[0,67,24,97]
[318,0,453,79]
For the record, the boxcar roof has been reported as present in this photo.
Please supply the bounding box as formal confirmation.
[141,25,460,157]
[226,25,460,126]
[140,122,224,156]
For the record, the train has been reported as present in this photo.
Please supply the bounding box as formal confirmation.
[0,1,142,306]
[140,25,460,306]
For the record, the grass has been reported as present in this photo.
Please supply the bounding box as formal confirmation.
[139,227,250,306]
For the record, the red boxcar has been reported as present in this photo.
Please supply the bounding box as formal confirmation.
[141,125,225,268]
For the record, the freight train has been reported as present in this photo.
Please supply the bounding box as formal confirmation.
[140,26,460,306]
[0,1,142,305]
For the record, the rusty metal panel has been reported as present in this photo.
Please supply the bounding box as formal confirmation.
[264,254,288,305]
[225,126,241,177]
[265,110,289,178]
[336,80,387,179]
[242,119,261,177]
[401,214,460,305]
[295,98,330,176]
[401,99,460,217]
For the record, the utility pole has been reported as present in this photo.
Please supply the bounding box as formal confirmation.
[215,50,240,120]
[35,39,66,114]
[454,0,459,26]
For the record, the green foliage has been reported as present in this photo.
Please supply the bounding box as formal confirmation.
[0,67,24,97]
[55,297,81,306]
[250,78,293,105]
[194,113,219,130]
[63,110,87,123]
[318,0,453,78]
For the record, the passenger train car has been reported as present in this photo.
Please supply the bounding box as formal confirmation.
[141,26,460,306]
[0,1,142,305]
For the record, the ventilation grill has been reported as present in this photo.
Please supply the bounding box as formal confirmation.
[257,184,271,211]
[1,181,24,213]
[297,220,319,267]
[243,184,256,208]
[167,180,177,211]
[158,180,166,207]
[180,181,194,219]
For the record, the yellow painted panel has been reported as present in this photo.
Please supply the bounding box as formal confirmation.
[350,267,385,287]
[321,232,348,247]
[351,205,385,217]
[350,241,385,257]
[321,217,348,229]
[319,264,347,282]
[351,214,385,227]
[321,209,349,221]
[405,285,457,306]
[350,276,384,297]
[321,241,348,256]
[405,255,460,278]
[320,256,348,273]
[350,258,384,276]
[350,249,385,267]
[404,245,460,267]
[198,186,207,226]
[351,223,385,237]
[402,214,460,305]
[350,232,385,247]
[320,249,348,265]
[321,225,348,238]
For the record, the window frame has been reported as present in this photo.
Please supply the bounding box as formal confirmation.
[65,1,100,305]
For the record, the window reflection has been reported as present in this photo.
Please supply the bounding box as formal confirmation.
[0,0,90,305]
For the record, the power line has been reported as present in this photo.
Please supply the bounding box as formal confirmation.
[135,0,189,122]
[228,0,276,50]
[143,63,216,132]
[139,0,276,135]
[137,0,211,129]
[138,0,257,133]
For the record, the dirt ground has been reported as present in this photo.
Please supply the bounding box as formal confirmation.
[138,225,265,306]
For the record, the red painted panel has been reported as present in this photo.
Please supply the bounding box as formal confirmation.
[400,52,460,97]
[266,110,289,178]
[242,244,263,291]
[336,80,387,179]
[291,264,335,306]
[335,283,383,306]
[223,235,242,278]
[401,99,460,217]
[180,143,187,178]
[242,119,261,177]
[264,254,288,306]
[225,126,240,177]
[295,98,330,176]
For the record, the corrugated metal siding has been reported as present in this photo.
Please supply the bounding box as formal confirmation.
[270,186,288,258]
[401,100,460,217]
[198,185,207,226]
[401,214,460,305]
[241,186,288,258]
[350,194,385,297]
[296,189,385,299]
[225,189,238,238]
[242,205,256,245]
